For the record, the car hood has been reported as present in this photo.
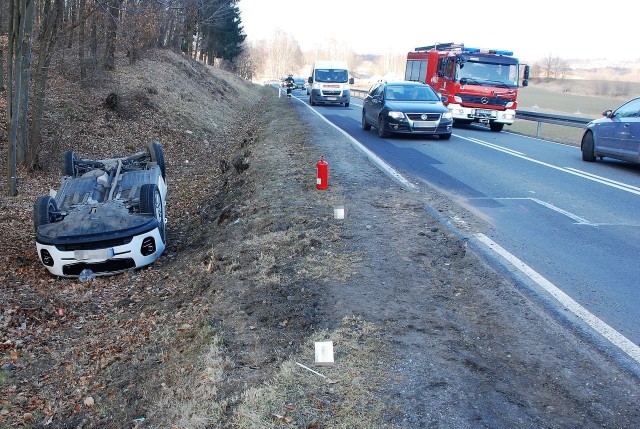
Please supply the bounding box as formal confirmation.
[36,202,157,244]
[385,101,448,113]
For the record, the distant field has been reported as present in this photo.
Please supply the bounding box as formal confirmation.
[510,80,640,145]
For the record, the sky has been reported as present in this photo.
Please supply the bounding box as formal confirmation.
[238,0,637,64]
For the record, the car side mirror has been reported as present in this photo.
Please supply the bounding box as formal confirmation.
[440,95,448,103]
[307,77,312,84]
[603,109,613,118]
[349,77,354,84]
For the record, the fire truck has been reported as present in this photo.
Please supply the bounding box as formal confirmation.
[406,43,530,132]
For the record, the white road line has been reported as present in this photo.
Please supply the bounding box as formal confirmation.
[457,135,640,196]
[474,233,640,364]
[296,96,416,190]
[491,197,593,225]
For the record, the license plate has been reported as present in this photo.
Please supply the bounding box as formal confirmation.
[327,97,337,101]
[413,121,437,128]
[473,109,496,118]
[74,248,115,260]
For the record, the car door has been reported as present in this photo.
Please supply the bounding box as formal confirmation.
[618,98,640,161]
[365,84,384,124]
[598,98,639,155]
[364,84,382,124]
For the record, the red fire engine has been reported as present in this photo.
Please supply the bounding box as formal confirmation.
[406,42,530,132]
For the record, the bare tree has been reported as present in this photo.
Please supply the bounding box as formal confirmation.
[29,0,64,169]
[6,0,35,196]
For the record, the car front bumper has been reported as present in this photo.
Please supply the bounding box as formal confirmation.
[36,227,165,277]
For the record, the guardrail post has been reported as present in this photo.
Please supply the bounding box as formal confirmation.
[536,121,542,138]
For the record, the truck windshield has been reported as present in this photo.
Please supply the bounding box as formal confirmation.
[457,61,519,87]
[315,69,349,83]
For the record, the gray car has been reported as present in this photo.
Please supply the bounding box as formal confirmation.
[581,97,640,165]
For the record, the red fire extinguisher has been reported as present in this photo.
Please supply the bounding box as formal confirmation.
[316,156,328,190]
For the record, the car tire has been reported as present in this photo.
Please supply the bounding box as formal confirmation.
[34,196,58,232]
[439,133,452,140]
[345,102,350,107]
[377,116,389,138]
[63,151,77,177]
[362,110,371,131]
[147,141,166,179]
[490,122,504,132]
[140,183,166,243]
[310,96,316,106]
[581,131,596,162]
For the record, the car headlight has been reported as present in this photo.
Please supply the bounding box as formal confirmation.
[453,96,462,103]
[388,111,405,120]
[442,111,453,119]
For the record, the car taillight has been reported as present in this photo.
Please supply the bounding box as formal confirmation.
[40,249,54,266]
[141,237,156,256]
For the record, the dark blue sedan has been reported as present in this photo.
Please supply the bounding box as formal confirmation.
[362,81,453,139]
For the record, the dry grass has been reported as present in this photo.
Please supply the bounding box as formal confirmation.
[234,317,401,429]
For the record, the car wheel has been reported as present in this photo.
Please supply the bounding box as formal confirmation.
[140,184,166,243]
[63,151,77,177]
[345,102,350,107]
[310,96,316,106]
[361,110,371,131]
[147,141,166,179]
[439,133,452,140]
[581,131,596,162]
[33,196,58,232]
[377,116,389,138]
[490,122,504,132]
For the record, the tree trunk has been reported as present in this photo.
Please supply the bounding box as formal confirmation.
[6,0,18,196]
[17,0,34,165]
[104,0,123,71]
[29,0,64,170]
[78,0,86,79]
[90,15,97,71]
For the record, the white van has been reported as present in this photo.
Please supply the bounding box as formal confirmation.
[307,61,354,107]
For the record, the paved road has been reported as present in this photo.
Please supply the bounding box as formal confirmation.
[291,88,640,361]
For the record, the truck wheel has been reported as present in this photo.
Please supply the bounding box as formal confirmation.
[490,122,504,132]
[581,132,596,162]
[34,196,58,232]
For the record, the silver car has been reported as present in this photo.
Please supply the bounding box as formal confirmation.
[581,97,640,164]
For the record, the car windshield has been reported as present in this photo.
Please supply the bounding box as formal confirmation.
[457,61,519,87]
[315,69,348,83]
[385,85,439,102]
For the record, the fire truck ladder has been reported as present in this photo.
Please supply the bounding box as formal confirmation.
[414,42,462,52]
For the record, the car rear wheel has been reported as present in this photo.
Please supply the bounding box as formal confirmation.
[377,116,389,138]
[34,196,58,232]
[63,151,77,177]
[147,141,166,179]
[362,110,371,131]
[140,184,165,243]
[581,131,596,162]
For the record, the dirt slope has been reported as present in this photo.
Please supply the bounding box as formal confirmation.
[1,50,640,428]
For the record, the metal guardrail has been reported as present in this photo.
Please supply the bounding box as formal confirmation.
[349,88,595,136]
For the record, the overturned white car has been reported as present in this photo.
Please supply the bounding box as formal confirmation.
[33,142,167,277]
